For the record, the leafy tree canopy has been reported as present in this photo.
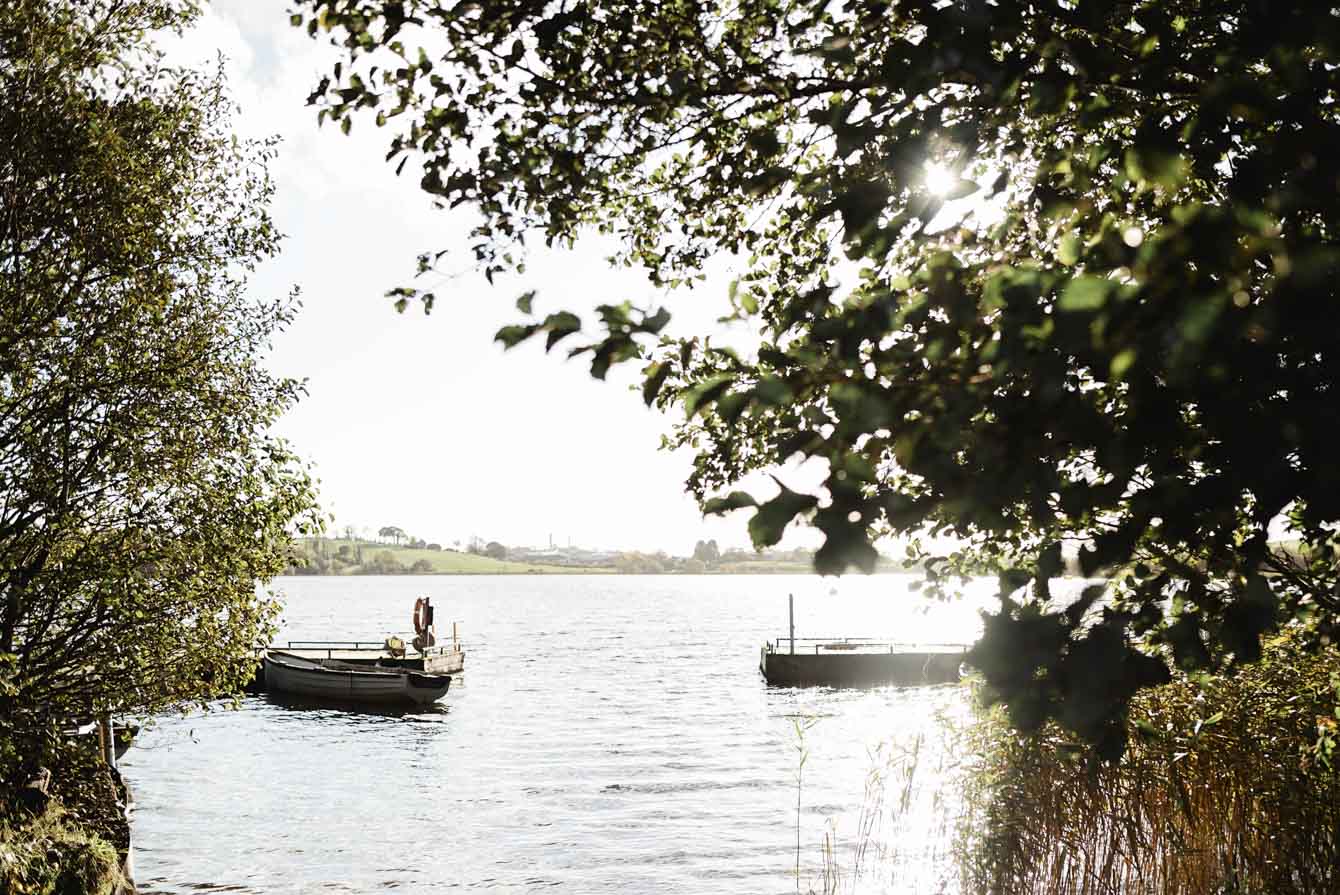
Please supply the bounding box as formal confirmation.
[1,0,320,760]
[378,525,409,544]
[294,0,1340,756]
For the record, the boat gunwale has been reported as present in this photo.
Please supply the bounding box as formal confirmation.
[264,650,450,682]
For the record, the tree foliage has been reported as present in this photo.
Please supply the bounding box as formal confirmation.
[295,0,1340,753]
[0,0,319,756]
[377,525,408,545]
[693,539,721,564]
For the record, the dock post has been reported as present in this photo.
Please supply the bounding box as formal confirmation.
[788,593,795,655]
[98,714,115,768]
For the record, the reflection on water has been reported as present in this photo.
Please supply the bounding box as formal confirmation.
[257,691,451,721]
[121,574,992,894]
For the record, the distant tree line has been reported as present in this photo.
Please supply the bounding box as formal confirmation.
[287,540,437,576]
[286,531,824,575]
[613,545,819,574]
[375,525,440,550]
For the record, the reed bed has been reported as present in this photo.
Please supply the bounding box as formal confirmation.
[803,697,971,894]
[796,634,1338,894]
[957,633,1340,895]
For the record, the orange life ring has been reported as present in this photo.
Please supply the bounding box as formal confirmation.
[413,597,428,636]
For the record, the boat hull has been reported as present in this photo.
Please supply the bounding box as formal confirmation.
[263,652,450,706]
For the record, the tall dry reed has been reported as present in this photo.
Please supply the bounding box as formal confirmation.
[802,697,970,894]
[957,632,1340,895]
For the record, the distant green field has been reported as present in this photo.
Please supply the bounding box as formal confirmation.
[379,545,605,574]
[292,538,611,575]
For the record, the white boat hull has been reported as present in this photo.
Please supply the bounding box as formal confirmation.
[263,651,450,706]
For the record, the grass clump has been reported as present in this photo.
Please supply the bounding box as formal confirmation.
[0,730,131,895]
[959,632,1340,895]
[0,804,125,895]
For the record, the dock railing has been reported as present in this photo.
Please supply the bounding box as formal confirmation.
[765,636,970,655]
[276,626,464,658]
[282,640,389,653]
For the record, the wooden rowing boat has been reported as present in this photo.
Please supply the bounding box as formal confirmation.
[262,650,451,706]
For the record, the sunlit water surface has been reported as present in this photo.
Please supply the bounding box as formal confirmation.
[122,574,996,894]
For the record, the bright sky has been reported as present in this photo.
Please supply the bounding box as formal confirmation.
[167,3,820,554]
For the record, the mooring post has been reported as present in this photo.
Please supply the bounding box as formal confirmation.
[788,593,795,655]
[98,714,115,768]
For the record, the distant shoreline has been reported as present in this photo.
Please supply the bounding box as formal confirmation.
[276,566,926,577]
[284,538,1091,578]
[285,536,878,577]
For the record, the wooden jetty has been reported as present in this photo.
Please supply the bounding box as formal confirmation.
[758,595,967,687]
[760,638,965,686]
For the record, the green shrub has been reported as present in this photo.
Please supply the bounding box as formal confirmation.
[0,805,124,895]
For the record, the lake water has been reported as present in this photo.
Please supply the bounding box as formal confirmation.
[120,574,996,894]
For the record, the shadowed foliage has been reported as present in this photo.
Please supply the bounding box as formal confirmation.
[293,0,1340,750]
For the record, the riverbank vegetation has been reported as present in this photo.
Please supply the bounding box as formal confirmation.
[1,736,131,895]
[1,804,124,895]
[1,0,319,882]
[796,633,1340,894]
[958,632,1340,894]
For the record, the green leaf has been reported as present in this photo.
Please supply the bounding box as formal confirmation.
[1058,276,1113,312]
[642,361,672,406]
[1057,233,1081,266]
[1125,144,1186,189]
[1177,293,1227,343]
[814,531,878,575]
[748,482,819,548]
[751,376,793,406]
[495,324,539,349]
[716,392,750,422]
[516,290,536,315]
[541,311,582,351]
[683,374,733,416]
[703,491,759,515]
[1110,348,1138,380]
[640,306,671,334]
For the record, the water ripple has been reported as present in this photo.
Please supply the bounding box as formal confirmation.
[122,574,993,894]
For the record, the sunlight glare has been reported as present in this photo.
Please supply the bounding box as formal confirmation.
[923,162,957,197]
